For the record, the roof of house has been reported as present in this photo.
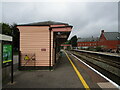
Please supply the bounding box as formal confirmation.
[77,37,99,42]
[17,21,69,26]
[103,32,120,40]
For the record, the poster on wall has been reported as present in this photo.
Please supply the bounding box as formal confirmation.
[3,44,12,67]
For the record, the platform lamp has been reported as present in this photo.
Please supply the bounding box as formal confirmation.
[57,32,61,35]
[11,29,14,83]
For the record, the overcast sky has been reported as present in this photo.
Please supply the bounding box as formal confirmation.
[1,2,118,39]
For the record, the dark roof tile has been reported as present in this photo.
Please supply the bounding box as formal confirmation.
[103,32,120,40]
[77,37,99,42]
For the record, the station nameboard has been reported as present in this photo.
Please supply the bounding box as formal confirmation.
[3,44,12,67]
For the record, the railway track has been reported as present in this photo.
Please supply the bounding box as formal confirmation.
[72,50,120,69]
[67,50,120,86]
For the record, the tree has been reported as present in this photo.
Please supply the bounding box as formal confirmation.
[64,40,71,44]
[69,35,77,47]
[1,23,19,52]
[1,23,12,35]
[11,23,19,51]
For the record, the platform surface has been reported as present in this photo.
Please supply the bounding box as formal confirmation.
[3,51,119,89]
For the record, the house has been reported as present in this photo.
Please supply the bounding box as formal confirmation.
[17,21,73,70]
[77,37,99,49]
[99,30,120,50]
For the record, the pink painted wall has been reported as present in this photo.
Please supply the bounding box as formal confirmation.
[52,27,71,32]
[17,26,52,66]
[50,24,66,27]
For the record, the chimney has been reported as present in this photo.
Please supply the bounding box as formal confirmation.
[101,30,104,33]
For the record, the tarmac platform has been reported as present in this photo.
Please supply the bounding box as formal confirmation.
[2,50,119,90]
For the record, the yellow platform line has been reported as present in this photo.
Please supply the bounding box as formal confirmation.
[64,51,90,90]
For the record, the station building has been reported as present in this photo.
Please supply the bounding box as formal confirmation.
[17,21,73,70]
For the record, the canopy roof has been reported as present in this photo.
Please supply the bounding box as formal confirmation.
[17,21,69,26]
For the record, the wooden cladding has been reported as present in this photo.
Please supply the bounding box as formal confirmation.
[18,26,53,67]
[52,27,71,32]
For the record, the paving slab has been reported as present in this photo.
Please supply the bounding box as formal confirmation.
[3,52,83,88]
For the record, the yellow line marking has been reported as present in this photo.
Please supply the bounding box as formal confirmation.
[63,51,90,90]
[3,60,12,63]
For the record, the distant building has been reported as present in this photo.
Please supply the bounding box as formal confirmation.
[77,30,120,50]
[61,44,71,49]
[99,30,120,50]
[77,37,99,49]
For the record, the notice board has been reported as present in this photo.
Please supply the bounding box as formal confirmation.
[2,44,12,67]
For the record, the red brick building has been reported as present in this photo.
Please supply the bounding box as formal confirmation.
[99,30,120,50]
[77,30,120,50]
[77,37,99,49]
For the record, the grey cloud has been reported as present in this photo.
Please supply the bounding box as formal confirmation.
[2,2,118,39]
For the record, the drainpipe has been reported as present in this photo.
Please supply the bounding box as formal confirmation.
[16,27,21,70]
[49,27,52,71]
[11,30,14,83]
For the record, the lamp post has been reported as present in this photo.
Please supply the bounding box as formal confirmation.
[11,29,14,83]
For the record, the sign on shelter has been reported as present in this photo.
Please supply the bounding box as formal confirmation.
[3,44,12,64]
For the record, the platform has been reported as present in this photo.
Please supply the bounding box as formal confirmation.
[75,49,120,57]
[2,51,119,90]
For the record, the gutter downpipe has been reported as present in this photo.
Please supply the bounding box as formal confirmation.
[49,27,52,71]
